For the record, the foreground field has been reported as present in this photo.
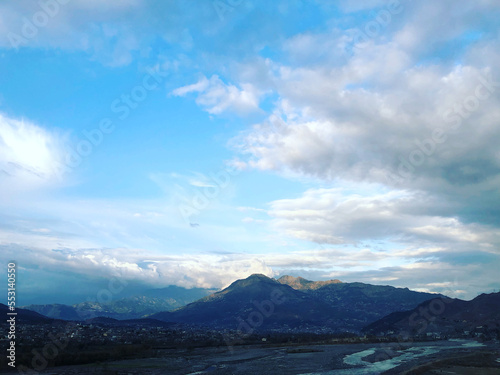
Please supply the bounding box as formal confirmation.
[4,340,499,374]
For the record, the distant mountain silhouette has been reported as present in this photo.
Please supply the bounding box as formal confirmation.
[141,285,217,301]
[363,292,500,337]
[150,274,441,333]
[21,303,83,320]
[23,286,215,320]
[0,303,53,324]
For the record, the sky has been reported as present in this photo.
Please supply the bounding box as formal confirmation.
[1,0,500,305]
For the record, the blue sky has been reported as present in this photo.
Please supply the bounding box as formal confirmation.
[1,0,500,304]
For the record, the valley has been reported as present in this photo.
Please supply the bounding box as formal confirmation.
[3,274,500,374]
[2,339,498,374]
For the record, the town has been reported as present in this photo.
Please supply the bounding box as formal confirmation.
[3,318,499,372]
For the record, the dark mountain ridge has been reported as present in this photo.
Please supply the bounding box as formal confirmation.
[150,274,443,333]
[363,292,500,337]
[151,274,339,331]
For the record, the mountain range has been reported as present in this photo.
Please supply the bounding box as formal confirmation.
[22,285,215,320]
[150,274,443,333]
[19,274,500,337]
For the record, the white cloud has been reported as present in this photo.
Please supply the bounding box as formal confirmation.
[0,0,183,66]
[231,37,500,241]
[5,235,497,299]
[172,75,261,115]
[0,113,67,194]
[1,243,275,290]
[267,187,500,251]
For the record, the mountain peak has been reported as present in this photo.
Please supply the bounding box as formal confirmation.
[224,273,277,291]
[248,273,272,280]
[277,275,342,290]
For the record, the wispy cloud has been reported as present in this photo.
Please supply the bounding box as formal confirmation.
[172,75,262,115]
[0,113,68,195]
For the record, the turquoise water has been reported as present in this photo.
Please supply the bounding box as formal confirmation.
[299,340,485,375]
